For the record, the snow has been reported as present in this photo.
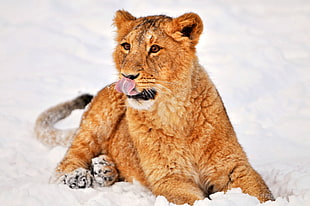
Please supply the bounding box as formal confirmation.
[0,0,309,205]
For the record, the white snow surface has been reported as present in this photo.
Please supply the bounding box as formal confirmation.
[0,0,309,205]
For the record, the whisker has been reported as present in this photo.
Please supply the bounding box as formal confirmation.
[154,84,172,94]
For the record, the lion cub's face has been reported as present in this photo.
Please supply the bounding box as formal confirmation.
[113,10,203,110]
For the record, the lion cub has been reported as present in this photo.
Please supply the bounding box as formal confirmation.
[35,10,274,205]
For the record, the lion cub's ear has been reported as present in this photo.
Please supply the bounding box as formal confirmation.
[167,13,203,46]
[114,10,136,30]
[113,10,136,41]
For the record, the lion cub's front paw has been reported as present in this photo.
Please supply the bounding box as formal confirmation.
[62,168,93,189]
[91,155,118,187]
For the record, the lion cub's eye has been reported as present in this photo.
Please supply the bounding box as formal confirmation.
[121,43,131,51]
[149,45,161,54]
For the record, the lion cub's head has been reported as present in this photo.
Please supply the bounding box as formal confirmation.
[113,10,203,110]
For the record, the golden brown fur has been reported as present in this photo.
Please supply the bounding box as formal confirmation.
[35,10,274,205]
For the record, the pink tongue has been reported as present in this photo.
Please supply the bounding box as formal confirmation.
[115,78,139,96]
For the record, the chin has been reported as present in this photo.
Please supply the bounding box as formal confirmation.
[127,98,155,110]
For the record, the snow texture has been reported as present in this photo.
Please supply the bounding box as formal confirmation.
[0,0,309,205]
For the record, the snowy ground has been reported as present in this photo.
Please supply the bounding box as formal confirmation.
[0,0,309,205]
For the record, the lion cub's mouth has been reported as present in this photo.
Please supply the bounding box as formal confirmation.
[115,77,157,101]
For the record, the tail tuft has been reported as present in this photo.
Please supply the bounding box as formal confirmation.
[73,94,93,109]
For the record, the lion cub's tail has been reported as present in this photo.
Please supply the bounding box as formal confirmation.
[34,94,93,147]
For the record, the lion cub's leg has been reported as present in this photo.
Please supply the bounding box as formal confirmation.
[151,176,204,205]
[229,165,275,202]
[52,84,126,187]
[52,128,102,186]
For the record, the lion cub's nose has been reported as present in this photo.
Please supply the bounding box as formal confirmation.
[121,73,140,80]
